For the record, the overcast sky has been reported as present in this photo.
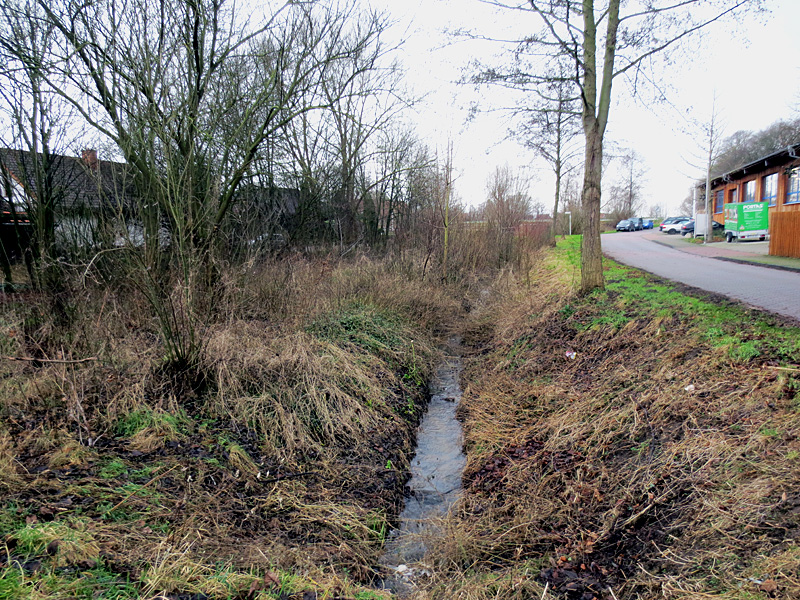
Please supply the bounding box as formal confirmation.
[369,0,800,215]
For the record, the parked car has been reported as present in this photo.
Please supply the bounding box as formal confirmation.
[661,216,691,234]
[642,219,654,229]
[629,217,644,230]
[659,216,690,232]
[616,219,636,231]
[680,219,723,237]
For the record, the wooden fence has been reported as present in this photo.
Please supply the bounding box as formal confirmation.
[769,211,800,258]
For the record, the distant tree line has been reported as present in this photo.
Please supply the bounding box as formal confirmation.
[711,117,800,177]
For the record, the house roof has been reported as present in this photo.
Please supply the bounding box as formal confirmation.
[0,148,137,212]
[710,142,800,189]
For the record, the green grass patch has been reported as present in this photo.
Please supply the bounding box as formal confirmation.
[553,236,800,366]
[308,302,411,364]
[115,407,191,438]
[98,458,128,479]
[0,562,139,600]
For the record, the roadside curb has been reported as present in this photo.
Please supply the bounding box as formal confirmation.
[646,237,800,274]
[712,256,800,273]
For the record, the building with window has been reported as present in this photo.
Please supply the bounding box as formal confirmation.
[709,142,800,223]
[707,142,800,257]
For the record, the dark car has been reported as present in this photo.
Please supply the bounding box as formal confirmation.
[680,219,723,237]
[616,219,636,231]
[629,217,644,230]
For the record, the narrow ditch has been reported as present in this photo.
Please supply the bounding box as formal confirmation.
[378,335,467,595]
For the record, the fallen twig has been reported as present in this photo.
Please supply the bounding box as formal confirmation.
[765,365,800,373]
[4,355,98,364]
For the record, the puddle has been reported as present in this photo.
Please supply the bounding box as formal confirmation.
[379,336,467,594]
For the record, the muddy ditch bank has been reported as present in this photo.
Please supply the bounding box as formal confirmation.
[436,264,800,599]
[0,300,464,598]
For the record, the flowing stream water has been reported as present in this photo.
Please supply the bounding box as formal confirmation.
[379,336,467,595]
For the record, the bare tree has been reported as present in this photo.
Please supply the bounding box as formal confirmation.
[365,126,423,248]
[318,22,405,248]
[469,40,581,248]
[712,117,800,176]
[9,0,394,369]
[515,63,582,246]
[483,164,531,265]
[682,94,725,239]
[606,148,646,219]
[478,0,760,292]
[0,0,80,297]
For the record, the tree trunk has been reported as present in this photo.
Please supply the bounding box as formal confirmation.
[578,0,618,295]
[551,157,561,246]
[580,120,604,293]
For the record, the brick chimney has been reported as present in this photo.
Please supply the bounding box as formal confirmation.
[81,148,98,170]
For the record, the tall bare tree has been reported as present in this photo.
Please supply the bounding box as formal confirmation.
[606,148,646,218]
[478,0,760,292]
[0,0,79,297]
[515,66,582,246]
[483,164,531,265]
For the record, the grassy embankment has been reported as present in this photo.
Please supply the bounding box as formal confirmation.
[0,256,464,599]
[420,236,800,600]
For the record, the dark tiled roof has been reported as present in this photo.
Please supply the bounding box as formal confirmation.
[0,148,137,212]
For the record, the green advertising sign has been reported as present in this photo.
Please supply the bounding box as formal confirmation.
[724,202,769,234]
[738,202,769,231]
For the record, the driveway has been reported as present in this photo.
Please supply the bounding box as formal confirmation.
[601,231,800,322]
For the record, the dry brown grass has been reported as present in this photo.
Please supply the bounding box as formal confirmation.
[220,252,462,331]
[0,428,22,489]
[418,247,800,599]
[0,251,463,598]
[204,326,403,459]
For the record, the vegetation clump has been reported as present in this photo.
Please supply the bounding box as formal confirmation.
[0,254,459,599]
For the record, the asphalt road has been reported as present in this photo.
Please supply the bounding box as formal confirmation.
[601,231,800,322]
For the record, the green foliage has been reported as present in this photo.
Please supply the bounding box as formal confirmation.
[729,340,760,363]
[552,238,800,368]
[555,235,582,269]
[355,591,389,600]
[0,562,138,600]
[366,510,388,543]
[402,341,424,387]
[0,502,28,537]
[308,302,410,365]
[115,407,190,438]
[99,458,128,479]
[558,304,575,318]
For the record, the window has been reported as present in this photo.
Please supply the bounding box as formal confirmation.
[743,180,756,203]
[714,190,723,214]
[762,173,778,206]
[788,168,800,205]
[729,188,738,204]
